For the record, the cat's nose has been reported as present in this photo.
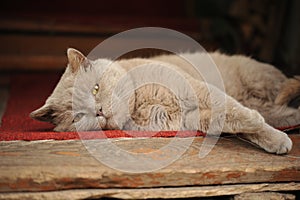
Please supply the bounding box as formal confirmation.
[96,107,103,117]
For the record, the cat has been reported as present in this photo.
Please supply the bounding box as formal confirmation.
[30,48,300,154]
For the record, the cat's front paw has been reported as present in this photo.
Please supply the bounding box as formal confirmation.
[241,124,293,154]
[265,132,293,154]
[258,127,293,154]
[262,125,293,154]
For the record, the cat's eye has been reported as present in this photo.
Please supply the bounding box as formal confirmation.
[72,113,85,123]
[92,83,99,96]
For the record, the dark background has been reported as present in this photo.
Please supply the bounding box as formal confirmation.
[0,0,299,75]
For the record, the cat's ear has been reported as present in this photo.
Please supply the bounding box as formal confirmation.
[67,48,89,73]
[30,104,55,122]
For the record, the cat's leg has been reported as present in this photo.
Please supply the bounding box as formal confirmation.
[217,101,292,154]
[221,97,292,154]
[265,76,300,127]
[255,104,300,128]
[275,76,300,107]
[196,85,292,154]
[240,76,300,128]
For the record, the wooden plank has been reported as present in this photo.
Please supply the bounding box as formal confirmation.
[0,183,299,200]
[0,135,299,192]
[234,192,295,200]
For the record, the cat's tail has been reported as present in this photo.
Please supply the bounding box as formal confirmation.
[275,76,300,108]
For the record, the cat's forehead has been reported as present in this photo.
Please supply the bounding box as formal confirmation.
[92,58,113,65]
[92,58,114,73]
[47,57,116,105]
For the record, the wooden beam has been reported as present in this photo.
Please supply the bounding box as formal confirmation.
[0,183,299,200]
[234,192,295,200]
[0,135,299,192]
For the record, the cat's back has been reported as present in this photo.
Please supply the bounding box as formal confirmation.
[116,52,286,96]
[153,52,287,102]
[151,52,247,81]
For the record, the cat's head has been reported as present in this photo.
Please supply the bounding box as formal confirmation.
[30,48,129,131]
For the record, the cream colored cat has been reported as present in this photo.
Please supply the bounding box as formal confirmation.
[31,48,300,154]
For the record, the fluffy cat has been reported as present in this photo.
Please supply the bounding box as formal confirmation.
[31,48,300,154]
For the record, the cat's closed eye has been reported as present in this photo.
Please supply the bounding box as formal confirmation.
[72,113,85,123]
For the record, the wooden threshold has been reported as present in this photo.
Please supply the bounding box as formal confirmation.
[0,135,299,196]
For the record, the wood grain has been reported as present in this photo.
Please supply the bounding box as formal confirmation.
[0,183,299,200]
[234,192,295,200]
[0,135,299,192]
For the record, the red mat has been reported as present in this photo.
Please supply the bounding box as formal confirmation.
[0,73,205,141]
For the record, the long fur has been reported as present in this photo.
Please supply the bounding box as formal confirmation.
[30,49,299,154]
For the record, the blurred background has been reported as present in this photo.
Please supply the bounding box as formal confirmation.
[0,0,299,75]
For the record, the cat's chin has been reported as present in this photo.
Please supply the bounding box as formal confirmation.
[98,116,107,129]
[102,117,124,130]
[97,116,121,130]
